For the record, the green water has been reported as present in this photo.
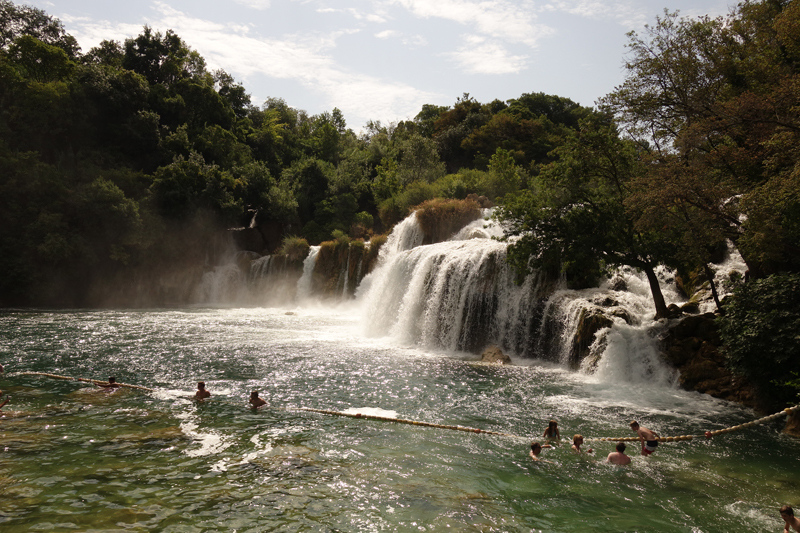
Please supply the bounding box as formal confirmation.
[0,308,797,532]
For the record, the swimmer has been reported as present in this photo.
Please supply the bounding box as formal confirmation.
[529,441,553,462]
[249,391,266,408]
[630,420,659,456]
[194,382,211,400]
[0,391,9,410]
[571,434,593,454]
[781,505,800,532]
[0,362,4,373]
[97,377,121,389]
[543,420,560,443]
[606,441,631,465]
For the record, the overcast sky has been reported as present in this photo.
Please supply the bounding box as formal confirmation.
[30,0,733,130]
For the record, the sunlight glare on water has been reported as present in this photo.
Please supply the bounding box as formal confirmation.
[0,307,798,532]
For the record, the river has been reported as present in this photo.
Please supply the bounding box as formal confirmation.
[1,305,798,532]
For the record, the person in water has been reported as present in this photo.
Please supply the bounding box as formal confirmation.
[0,390,10,411]
[97,377,120,389]
[543,420,560,443]
[781,505,800,532]
[529,441,553,461]
[606,442,631,465]
[194,382,210,400]
[571,434,593,454]
[630,420,660,456]
[249,391,266,408]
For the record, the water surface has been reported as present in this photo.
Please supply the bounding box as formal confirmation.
[1,307,797,532]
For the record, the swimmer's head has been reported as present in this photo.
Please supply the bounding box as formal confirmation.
[616,442,626,452]
[573,434,583,445]
[548,420,558,429]
[781,505,794,517]
[629,421,639,430]
[250,391,259,398]
[108,377,116,384]
[530,441,542,453]
[198,382,205,390]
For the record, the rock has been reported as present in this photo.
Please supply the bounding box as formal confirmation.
[481,346,511,364]
[465,193,493,209]
[667,303,683,319]
[784,409,800,437]
[570,308,614,369]
[680,301,700,314]
[607,275,627,292]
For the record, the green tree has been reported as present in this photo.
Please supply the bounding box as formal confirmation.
[497,116,675,317]
[719,273,800,408]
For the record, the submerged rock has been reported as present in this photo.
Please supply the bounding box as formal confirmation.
[480,346,511,364]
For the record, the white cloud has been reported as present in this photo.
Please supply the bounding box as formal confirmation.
[375,29,398,38]
[234,0,271,10]
[388,0,554,47]
[62,2,437,126]
[446,34,527,74]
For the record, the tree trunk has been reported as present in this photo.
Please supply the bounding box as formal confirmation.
[703,263,725,315]
[643,265,669,319]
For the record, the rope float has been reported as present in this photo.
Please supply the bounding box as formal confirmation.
[296,407,526,440]
[5,372,798,444]
[8,372,155,392]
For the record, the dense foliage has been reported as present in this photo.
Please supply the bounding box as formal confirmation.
[1,0,799,401]
[0,1,592,306]
[719,273,800,407]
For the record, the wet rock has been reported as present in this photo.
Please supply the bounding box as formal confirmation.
[481,346,511,364]
[607,275,627,292]
[680,301,701,314]
[784,409,800,437]
[569,309,614,369]
[660,315,758,408]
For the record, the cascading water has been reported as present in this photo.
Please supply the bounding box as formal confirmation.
[356,209,746,384]
[295,245,320,302]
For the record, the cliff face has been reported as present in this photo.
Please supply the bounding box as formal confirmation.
[660,313,759,408]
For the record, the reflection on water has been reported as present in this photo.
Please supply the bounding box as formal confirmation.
[0,307,798,532]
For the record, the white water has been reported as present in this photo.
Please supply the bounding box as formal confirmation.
[194,209,748,388]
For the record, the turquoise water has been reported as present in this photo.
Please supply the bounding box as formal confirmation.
[1,307,798,532]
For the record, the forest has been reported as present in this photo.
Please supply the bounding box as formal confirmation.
[0,0,799,406]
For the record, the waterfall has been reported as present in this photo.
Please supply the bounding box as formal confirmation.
[354,209,747,385]
[340,247,351,299]
[296,246,320,302]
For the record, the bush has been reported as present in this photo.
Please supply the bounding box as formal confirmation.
[278,235,309,262]
[414,198,482,244]
[719,273,800,407]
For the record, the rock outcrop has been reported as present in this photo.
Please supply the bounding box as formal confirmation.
[481,346,511,364]
[660,313,757,408]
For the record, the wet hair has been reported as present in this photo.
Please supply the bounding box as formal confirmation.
[616,442,626,452]
[629,420,639,429]
[250,390,259,397]
[198,382,205,389]
[530,441,542,452]
[781,505,794,517]
[108,377,116,384]
[573,434,583,444]
[548,420,558,430]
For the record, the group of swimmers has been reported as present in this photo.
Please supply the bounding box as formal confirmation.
[529,419,660,465]
[193,381,266,408]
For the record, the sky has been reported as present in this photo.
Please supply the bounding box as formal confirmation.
[30,0,734,131]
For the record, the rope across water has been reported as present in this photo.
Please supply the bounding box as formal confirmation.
[6,371,798,443]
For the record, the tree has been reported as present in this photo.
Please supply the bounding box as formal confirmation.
[497,116,675,318]
[396,133,445,185]
[0,0,79,57]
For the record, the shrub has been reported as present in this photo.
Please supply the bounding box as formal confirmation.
[278,235,310,262]
[719,272,800,407]
[414,198,482,244]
